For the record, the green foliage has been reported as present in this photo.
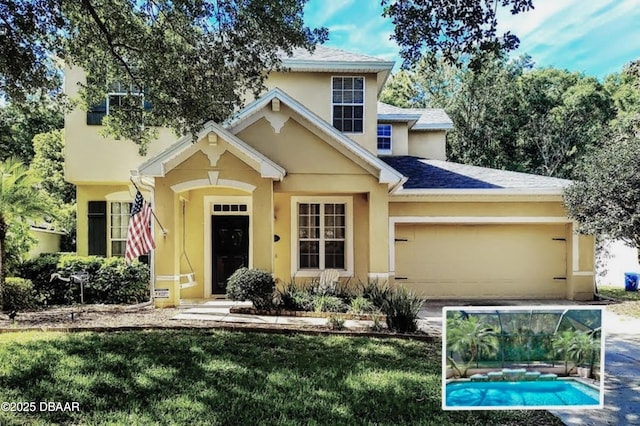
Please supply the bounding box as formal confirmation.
[382,0,535,70]
[0,330,563,425]
[277,282,314,311]
[17,253,149,305]
[380,286,425,333]
[327,315,345,330]
[381,54,614,179]
[552,330,578,375]
[30,130,75,204]
[60,0,326,153]
[565,122,640,251]
[446,312,499,377]
[2,277,41,311]
[92,257,150,304]
[226,267,276,310]
[348,295,376,314]
[0,157,52,294]
[568,331,600,367]
[359,279,392,310]
[312,295,348,313]
[0,96,64,163]
[4,220,37,276]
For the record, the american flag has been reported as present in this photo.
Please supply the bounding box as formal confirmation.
[125,191,155,263]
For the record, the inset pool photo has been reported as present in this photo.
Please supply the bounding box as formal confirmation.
[442,306,604,410]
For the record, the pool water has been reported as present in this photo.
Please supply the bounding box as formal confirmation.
[445,380,600,407]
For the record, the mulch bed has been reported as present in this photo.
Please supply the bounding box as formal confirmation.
[0,303,436,341]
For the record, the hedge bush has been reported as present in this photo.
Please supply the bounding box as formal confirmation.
[16,253,150,306]
[226,267,275,310]
[2,278,41,311]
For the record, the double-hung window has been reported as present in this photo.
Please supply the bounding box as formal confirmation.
[110,201,131,257]
[87,81,148,125]
[332,77,364,133]
[292,196,353,276]
[377,124,392,154]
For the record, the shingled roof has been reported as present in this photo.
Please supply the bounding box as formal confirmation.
[381,156,571,190]
[377,102,453,130]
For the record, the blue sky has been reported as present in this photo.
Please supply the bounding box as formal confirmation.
[303,0,640,79]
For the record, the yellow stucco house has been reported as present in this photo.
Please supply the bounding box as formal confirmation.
[64,46,595,307]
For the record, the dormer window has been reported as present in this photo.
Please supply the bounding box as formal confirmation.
[377,124,392,154]
[332,76,364,133]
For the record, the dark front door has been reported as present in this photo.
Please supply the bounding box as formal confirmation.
[212,215,249,294]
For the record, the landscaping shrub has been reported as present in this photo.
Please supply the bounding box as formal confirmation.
[2,278,40,311]
[91,257,150,304]
[16,253,150,305]
[349,295,376,314]
[17,253,63,304]
[360,279,391,310]
[312,294,348,313]
[278,282,314,311]
[226,267,276,310]
[380,286,425,333]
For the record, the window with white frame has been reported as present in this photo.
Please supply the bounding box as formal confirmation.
[292,197,353,275]
[106,81,145,115]
[332,76,364,133]
[110,201,131,257]
[377,124,392,154]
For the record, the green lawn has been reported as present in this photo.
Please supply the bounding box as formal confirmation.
[598,285,640,318]
[0,330,562,425]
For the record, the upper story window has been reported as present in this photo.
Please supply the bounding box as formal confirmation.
[87,81,149,126]
[377,124,392,154]
[332,77,364,133]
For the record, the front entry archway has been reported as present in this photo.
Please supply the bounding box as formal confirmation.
[211,215,249,294]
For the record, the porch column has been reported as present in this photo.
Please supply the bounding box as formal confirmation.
[251,180,275,272]
[368,184,390,281]
[153,181,181,307]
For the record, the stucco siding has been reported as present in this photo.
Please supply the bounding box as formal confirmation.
[408,131,447,160]
[236,113,369,175]
[265,71,379,153]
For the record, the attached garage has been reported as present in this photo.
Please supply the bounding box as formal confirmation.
[393,223,569,299]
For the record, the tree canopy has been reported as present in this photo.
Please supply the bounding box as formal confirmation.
[380,54,614,178]
[1,0,327,153]
[382,0,535,69]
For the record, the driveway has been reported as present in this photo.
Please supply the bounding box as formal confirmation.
[551,310,640,425]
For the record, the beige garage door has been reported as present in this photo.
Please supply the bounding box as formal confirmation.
[394,224,567,299]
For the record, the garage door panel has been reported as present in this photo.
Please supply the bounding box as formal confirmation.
[395,224,567,298]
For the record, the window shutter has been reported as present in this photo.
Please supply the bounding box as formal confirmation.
[88,201,107,256]
[86,101,107,125]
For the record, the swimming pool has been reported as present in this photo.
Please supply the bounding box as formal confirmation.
[445,379,601,408]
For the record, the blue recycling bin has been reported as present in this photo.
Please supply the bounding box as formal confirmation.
[624,272,640,291]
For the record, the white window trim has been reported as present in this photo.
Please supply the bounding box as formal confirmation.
[290,196,354,277]
[106,82,145,116]
[377,123,392,154]
[108,200,133,258]
[331,76,365,134]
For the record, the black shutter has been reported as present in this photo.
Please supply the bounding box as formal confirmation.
[88,201,107,256]
[87,101,107,125]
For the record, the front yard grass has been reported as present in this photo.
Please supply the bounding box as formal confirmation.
[0,330,562,425]
[598,285,640,318]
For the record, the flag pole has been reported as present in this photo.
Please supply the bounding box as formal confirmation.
[130,177,168,236]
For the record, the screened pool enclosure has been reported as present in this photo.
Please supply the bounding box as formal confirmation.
[445,308,602,372]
